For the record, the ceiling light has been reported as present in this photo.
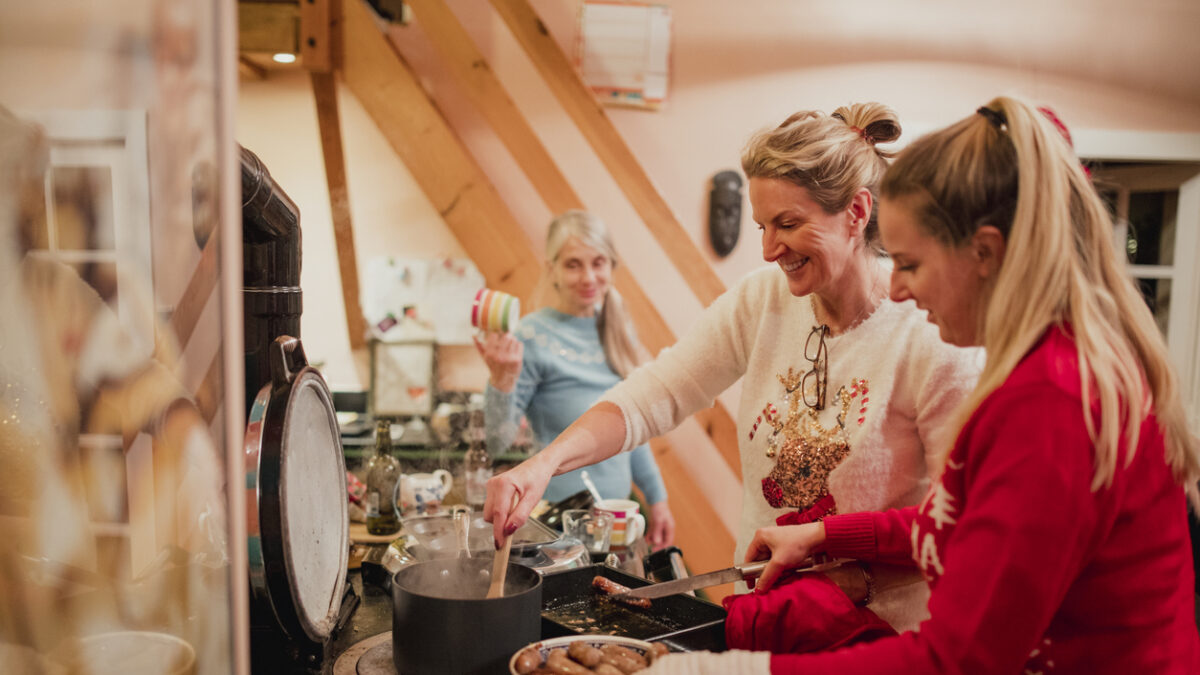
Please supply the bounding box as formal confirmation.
[272,53,296,64]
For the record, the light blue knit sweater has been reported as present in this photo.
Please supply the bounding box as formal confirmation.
[484,308,668,505]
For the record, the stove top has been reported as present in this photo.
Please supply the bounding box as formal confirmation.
[332,632,394,675]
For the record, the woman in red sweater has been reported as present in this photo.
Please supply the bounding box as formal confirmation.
[646,97,1200,674]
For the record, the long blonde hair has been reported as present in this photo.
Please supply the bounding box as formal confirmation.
[545,210,644,378]
[741,102,902,255]
[881,96,1199,494]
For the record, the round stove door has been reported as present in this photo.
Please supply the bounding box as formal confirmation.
[248,337,349,643]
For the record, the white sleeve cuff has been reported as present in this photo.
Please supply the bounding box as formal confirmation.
[643,650,771,675]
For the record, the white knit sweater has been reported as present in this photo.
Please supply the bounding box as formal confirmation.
[602,265,982,631]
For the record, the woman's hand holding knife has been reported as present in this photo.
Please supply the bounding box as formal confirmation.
[743,522,828,592]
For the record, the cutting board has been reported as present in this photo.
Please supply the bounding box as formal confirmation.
[348,522,403,545]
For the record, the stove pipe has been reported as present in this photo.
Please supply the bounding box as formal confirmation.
[240,145,301,415]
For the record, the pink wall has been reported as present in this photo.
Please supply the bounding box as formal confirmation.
[373,0,1200,404]
[233,0,1200,537]
[237,0,1200,394]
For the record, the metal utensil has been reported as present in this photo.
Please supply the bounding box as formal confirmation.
[616,558,845,600]
[454,509,471,559]
[579,470,604,504]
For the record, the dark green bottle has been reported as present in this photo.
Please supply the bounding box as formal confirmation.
[365,419,400,535]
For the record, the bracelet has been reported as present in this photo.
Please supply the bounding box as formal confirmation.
[857,562,876,606]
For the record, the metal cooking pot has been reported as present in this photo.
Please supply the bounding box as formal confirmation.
[392,558,541,674]
[400,510,590,576]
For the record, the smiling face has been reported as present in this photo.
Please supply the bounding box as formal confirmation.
[749,177,863,298]
[551,236,612,317]
[879,195,992,347]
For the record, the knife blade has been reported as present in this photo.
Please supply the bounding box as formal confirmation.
[617,558,844,600]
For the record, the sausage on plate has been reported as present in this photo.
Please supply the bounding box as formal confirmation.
[514,646,543,674]
[598,644,647,673]
[545,647,596,675]
[567,640,603,667]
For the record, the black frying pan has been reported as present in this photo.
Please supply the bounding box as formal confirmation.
[539,564,727,652]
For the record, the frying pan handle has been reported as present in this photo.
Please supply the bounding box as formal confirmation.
[270,336,308,387]
[667,550,689,583]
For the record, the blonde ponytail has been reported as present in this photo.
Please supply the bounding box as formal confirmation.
[881,96,1200,497]
[596,285,644,378]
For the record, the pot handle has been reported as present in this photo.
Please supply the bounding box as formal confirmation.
[270,336,308,387]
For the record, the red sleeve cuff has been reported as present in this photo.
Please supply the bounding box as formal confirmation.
[823,512,879,559]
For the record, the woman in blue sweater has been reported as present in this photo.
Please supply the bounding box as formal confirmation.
[476,210,676,548]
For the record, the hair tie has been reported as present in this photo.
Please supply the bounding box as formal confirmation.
[1037,106,1073,147]
[976,106,1007,131]
[1036,105,1091,179]
[848,125,873,144]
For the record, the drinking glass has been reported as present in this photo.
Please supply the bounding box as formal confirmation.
[562,509,614,553]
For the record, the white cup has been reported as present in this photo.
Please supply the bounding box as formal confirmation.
[592,498,645,549]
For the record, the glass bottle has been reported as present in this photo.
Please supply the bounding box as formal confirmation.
[366,419,401,535]
[464,408,492,509]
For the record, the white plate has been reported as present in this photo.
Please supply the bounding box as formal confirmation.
[509,634,656,674]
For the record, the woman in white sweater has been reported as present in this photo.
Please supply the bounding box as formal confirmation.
[484,103,980,632]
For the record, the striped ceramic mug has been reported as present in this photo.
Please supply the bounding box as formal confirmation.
[471,288,520,333]
[593,498,645,549]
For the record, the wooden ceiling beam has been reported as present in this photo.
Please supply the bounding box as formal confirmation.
[649,437,737,603]
[404,0,740,479]
[489,0,727,307]
[299,0,333,72]
[237,55,269,80]
[238,2,299,55]
[339,0,540,302]
[338,0,737,584]
[403,0,577,215]
[311,68,368,350]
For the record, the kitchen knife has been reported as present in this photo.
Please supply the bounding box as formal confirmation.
[617,558,844,600]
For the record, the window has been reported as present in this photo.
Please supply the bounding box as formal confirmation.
[22,109,154,346]
[1080,129,1200,431]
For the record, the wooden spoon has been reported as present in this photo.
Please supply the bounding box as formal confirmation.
[487,495,518,598]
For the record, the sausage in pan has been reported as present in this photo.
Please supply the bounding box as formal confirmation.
[591,576,652,609]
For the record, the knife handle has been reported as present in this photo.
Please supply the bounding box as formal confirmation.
[740,557,838,580]
[739,560,769,579]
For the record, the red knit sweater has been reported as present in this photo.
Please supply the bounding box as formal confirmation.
[772,327,1200,674]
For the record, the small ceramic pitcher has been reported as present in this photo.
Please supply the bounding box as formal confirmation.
[395,470,453,515]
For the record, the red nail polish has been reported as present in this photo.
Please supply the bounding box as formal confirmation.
[494,538,501,551]
[505,522,518,536]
